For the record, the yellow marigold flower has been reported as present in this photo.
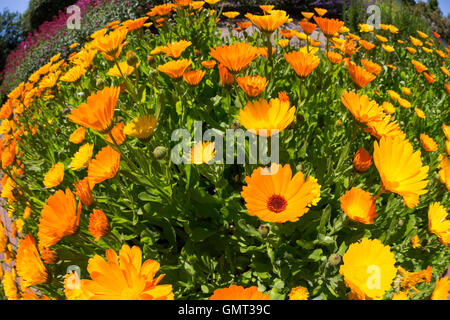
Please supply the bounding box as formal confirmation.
[69,86,120,134]
[157,59,192,80]
[301,12,314,20]
[340,187,377,224]
[60,65,87,82]
[392,291,410,300]
[431,277,450,300]
[188,141,215,164]
[205,0,220,5]
[236,75,268,98]
[70,143,94,170]
[284,50,320,78]
[107,61,138,77]
[361,59,382,75]
[406,46,417,54]
[123,115,158,142]
[69,42,79,49]
[210,285,269,300]
[443,124,450,140]
[38,188,81,247]
[348,64,376,89]
[241,163,321,223]
[416,30,428,38]
[237,97,295,137]
[16,218,24,233]
[340,238,397,300]
[353,147,372,172]
[387,64,397,70]
[382,101,395,114]
[278,38,290,48]
[340,90,384,123]
[88,145,121,186]
[420,133,437,152]
[359,23,374,33]
[65,271,90,300]
[39,71,61,90]
[401,87,411,95]
[43,162,64,188]
[374,136,429,208]
[81,244,174,299]
[411,59,427,73]
[422,46,433,54]
[183,70,206,86]
[428,202,450,245]
[245,10,291,33]
[69,127,86,144]
[313,16,344,38]
[161,40,192,59]
[94,26,128,61]
[209,42,259,74]
[88,209,109,241]
[222,11,239,19]
[414,107,426,119]
[381,44,395,53]
[359,40,376,51]
[410,36,423,46]
[376,35,388,43]
[288,286,309,300]
[2,270,19,300]
[411,235,421,248]
[16,235,48,288]
[314,8,327,16]
[397,97,411,109]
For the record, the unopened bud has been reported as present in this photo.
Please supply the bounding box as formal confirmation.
[398,219,405,226]
[96,78,105,89]
[153,146,167,160]
[328,253,341,266]
[231,121,241,130]
[258,224,270,238]
[126,51,139,67]
[147,55,156,65]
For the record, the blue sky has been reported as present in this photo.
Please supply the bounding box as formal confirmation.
[1,0,449,15]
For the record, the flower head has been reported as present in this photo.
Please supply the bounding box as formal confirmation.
[161,40,192,59]
[43,162,64,188]
[209,43,259,74]
[183,70,206,86]
[340,90,384,123]
[340,188,377,224]
[241,163,321,223]
[123,115,158,142]
[411,59,427,73]
[353,147,372,172]
[210,285,269,300]
[431,277,450,300]
[420,134,438,152]
[313,17,344,38]
[236,75,268,98]
[428,202,450,245]
[70,143,94,170]
[348,64,376,89]
[284,50,320,78]
[245,10,291,33]
[16,235,48,288]
[157,59,192,80]
[88,145,121,186]
[288,286,309,300]
[188,141,215,164]
[89,209,109,241]
[69,127,86,144]
[94,27,128,61]
[75,177,95,209]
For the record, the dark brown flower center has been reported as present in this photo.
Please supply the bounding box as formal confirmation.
[267,195,287,213]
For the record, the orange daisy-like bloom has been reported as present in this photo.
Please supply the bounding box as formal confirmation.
[374,136,429,208]
[157,59,192,80]
[340,188,377,224]
[75,177,95,209]
[284,50,320,78]
[245,10,291,34]
[411,59,427,73]
[339,238,397,300]
[94,27,128,61]
[443,124,450,140]
[70,143,94,170]
[161,40,192,59]
[16,235,48,288]
[105,121,126,145]
[38,188,81,248]
[431,277,450,300]
[413,108,425,119]
[279,29,297,39]
[43,162,64,188]
[89,209,109,241]
[183,70,206,86]
[365,116,406,140]
[397,97,411,109]
[428,202,450,245]
[340,90,384,124]
[236,75,268,98]
[406,46,417,54]
[60,65,86,82]
[288,286,309,300]
[237,97,295,137]
[69,127,86,144]
[210,285,270,300]
[146,3,177,17]
[420,134,438,152]
[382,102,395,114]
[68,86,120,134]
[361,59,382,75]
[241,163,321,223]
[411,235,421,248]
[301,12,314,20]
[327,51,343,64]
[348,63,376,89]
[298,21,316,35]
[222,11,239,19]
[218,64,234,86]
[122,17,149,31]
[235,21,252,31]
[359,40,376,51]
[201,60,217,69]
[88,145,120,186]
[410,36,423,46]
[397,266,433,293]
[313,16,344,38]
[81,244,174,299]
[353,147,372,172]
[314,8,327,16]
[209,42,259,74]
[423,72,435,84]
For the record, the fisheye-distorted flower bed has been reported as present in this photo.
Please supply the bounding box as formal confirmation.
[0,1,449,300]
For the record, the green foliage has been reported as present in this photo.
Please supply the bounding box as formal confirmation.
[0,9,22,85]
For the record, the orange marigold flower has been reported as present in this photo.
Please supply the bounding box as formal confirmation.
[428,202,450,245]
[241,163,321,223]
[237,98,295,137]
[43,162,64,188]
[359,40,376,51]
[340,187,377,224]
[122,17,149,31]
[348,64,376,89]
[16,235,48,288]
[209,42,259,74]
[313,16,344,38]
[284,50,320,78]
[183,70,206,86]
[361,59,382,75]
[420,134,438,152]
[75,177,95,209]
[146,4,177,17]
[414,107,425,119]
[222,11,239,19]
[327,51,343,64]
[406,46,417,54]
[188,141,216,164]
[423,72,435,84]
[245,10,291,33]
[105,121,126,145]
[398,266,433,292]
[39,245,57,264]
[235,21,252,31]
[411,235,421,248]
[340,90,384,123]
[210,285,269,300]
[89,209,109,241]
[68,86,120,134]
[218,64,234,86]
[397,97,411,109]
[236,75,268,98]
[298,21,316,35]
[38,188,81,247]
[157,59,192,80]
[69,127,86,144]
[81,244,174,299]
[301,12,314,20]
[431,277,450,300]
[161,40,192,59]
[288,286,309,300]
[201,60,217,69]
[410,35,423,46]
[88,145,120,186]
[365,116,406,140]
[374,136,429,208]
[94,27,128,61]
[443,124,450,140]
[411,59,427,73]
[353,147,372,172]
[382,102,395,114]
